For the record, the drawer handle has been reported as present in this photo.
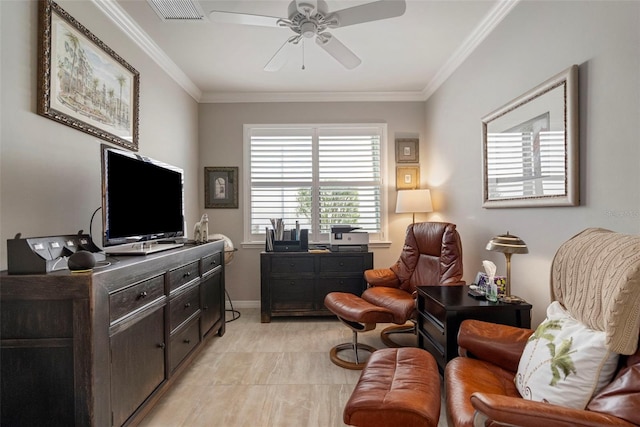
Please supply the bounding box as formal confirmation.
[138,291,148,299]
[203,305,209,310]
[184,302,191,308]
[289,281,296,286]
[183,339,191,344]
[157,343,166,349]
[211,260,217,265]
[339,262,344,266]
[183,272,191,278]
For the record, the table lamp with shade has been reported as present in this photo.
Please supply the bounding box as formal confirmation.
[485,232,528,297]
[396,189,433,224]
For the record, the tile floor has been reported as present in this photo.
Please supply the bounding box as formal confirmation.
[140,308,446,427]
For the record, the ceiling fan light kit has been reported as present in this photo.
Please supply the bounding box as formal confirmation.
[209,0,406,71]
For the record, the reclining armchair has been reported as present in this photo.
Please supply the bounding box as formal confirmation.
[363,221,464,347]
[445,228,640,427]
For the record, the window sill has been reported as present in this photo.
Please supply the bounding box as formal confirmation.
[240,240,391,250]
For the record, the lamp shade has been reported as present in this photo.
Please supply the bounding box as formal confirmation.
[486,232,528,254]
[395,189,433,214]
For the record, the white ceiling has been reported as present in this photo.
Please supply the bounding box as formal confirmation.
[100,0,518,102]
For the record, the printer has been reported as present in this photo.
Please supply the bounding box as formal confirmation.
[330,225,369,252]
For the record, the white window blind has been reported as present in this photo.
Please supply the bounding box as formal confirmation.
[244,124,387,243]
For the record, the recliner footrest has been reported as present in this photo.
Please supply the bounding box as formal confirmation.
[344,348,441,427]
[324,292,396,324]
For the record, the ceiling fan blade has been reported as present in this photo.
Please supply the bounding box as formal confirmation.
[329,0,406,28]
[264,39,297,72]
[315,33,361,70]
[295,0,317,15]
[209,10,282,28]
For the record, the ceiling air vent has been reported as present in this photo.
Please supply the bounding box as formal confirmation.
[147,0,208,21]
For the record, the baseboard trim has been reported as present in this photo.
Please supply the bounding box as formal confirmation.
[225,300,260,310]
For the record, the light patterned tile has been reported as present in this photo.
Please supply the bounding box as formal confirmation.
[140,308,446,427]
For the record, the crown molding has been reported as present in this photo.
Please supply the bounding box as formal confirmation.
[91,0,202,101]
[94,0,519,104]
[422,0,520,100]
[200,90,428,103]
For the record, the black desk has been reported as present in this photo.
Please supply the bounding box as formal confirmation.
[416,285,532,372]
[260,251,373,322]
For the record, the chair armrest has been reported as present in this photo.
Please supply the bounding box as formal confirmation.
[458,319,533,372]
[471,393,636,427]
[363,268,400,288]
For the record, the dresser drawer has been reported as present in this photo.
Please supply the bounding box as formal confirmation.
[169,318,200,372]
[270,257,314,274]
[316,277,364,296]
[170,285,200,331]
[271,279,314,311]
[319,256,364,273]
[109,275,165,323]
[418,329,445,368]
[169,261,199,292]
[202,252,222,275]
[424,297,446,326]
[419,310,446,349]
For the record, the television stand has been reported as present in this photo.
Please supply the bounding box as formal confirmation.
[1,241,225,426]
[104,241,184,256]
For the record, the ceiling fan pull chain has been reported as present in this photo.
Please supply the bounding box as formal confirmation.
[302,39,306,70]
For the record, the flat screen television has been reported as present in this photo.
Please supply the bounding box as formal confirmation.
[101,145,185,252]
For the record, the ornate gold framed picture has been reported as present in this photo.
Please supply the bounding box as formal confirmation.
[37,0,140,151]
[396,166,420,190]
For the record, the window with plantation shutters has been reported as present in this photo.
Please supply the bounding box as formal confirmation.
[244,124,387,243]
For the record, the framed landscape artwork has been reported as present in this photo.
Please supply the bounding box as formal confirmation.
[205,167,239,209]
[37,0,140,151]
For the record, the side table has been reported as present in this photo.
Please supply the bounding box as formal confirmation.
[416,285,532,373]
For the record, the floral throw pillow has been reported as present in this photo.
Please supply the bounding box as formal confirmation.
[515,301,620,409]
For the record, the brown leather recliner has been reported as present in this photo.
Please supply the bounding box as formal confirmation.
[363,221,464,347]
[445,228,640,427]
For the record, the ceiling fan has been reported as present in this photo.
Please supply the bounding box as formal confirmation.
[209,0,407,71]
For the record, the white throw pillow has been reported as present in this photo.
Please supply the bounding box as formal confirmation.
[515,301,620,409]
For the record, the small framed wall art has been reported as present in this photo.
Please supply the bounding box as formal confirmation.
[205,167,239,208]
[395,138,419,163]
[396,166,420,190]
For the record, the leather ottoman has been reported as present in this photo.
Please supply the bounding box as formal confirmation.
[344,347,441,427]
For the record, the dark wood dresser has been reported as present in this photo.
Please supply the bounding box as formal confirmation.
[260,251,373,322]
[0,240,225,426]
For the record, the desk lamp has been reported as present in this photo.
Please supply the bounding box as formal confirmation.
[395,189,433,224]
[486,232,528,297]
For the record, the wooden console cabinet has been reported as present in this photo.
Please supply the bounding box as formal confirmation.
[260,251,373,323]
[0,241,225,426]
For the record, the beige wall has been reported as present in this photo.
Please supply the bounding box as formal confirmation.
[200,1,640,325]
[2,1,638,328]
[198,102,427,303]
[0,0,200,269]
[423,1,640,325]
